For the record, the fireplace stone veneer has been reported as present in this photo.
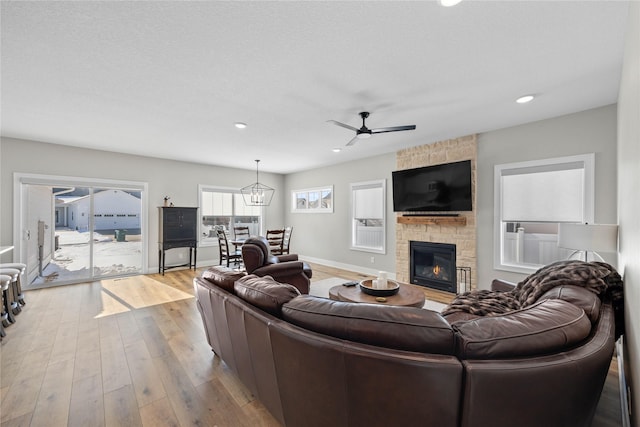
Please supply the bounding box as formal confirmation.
[410,241,457,293]
[395,135,477,291]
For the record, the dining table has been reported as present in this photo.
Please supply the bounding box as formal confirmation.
[229,239,246,249]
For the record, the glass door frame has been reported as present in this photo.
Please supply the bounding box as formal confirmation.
[13,173,149,286]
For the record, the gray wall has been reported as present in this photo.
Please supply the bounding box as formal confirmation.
[477,104,618,288]
[281,105,617,285]
[0,137,285,270]
[617,1,640,422]
[2,105,618,285]
[284,153,397,276]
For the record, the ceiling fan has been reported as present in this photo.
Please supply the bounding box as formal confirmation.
[328,111,416,146]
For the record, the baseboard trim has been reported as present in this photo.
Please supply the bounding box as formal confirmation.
[299,255,396,281]
[617,335,632,427]
[148,258,219,274]
[159,256,397,281]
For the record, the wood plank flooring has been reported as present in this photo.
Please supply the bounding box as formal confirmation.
[0,263,622,426]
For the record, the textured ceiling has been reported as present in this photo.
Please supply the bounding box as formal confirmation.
[0,1,630,174]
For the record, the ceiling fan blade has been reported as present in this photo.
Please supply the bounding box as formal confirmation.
[346,135,359,146]
[327,120,359,132]
[370,125,417,134]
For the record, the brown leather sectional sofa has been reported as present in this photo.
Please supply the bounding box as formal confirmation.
[193,262,618,427]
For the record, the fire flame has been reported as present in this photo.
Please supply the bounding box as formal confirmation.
[433,265,441,276]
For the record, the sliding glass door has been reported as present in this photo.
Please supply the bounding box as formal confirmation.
[91,188,143,278]
[16,174,148,289]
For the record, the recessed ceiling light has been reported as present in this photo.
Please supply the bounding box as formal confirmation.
[332,148,342,153]
[440,0,462,7]
[234,122,247,129]
[516,95,535,104]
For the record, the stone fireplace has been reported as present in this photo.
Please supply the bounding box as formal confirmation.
[395,135,477,292]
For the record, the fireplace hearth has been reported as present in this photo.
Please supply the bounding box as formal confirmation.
[410,241,457,293]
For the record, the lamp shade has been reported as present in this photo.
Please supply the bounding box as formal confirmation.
[557,223,618,253]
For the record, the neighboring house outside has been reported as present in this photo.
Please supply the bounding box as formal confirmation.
[56,189,141,231]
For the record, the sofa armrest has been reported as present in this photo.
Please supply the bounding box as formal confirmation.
[253,261,305,277]
[276,254,298,262]
[491,279,516,292]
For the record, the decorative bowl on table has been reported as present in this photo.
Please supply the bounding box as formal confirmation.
[359,279,400,297]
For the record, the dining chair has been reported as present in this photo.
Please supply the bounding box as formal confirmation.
[217,230,242,268]
[266,228,285,255]
[234,226,250,241]
[282,226,293,255]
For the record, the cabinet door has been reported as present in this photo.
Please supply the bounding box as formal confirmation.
[163,208,197,241]
[179,208,198,240]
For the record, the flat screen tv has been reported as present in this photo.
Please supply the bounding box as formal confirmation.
[392,160,472,212]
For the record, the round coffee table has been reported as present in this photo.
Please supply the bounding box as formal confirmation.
[329,282,425,308]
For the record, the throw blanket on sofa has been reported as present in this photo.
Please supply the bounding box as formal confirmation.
[442,261,624,335]
[514,260,623,307]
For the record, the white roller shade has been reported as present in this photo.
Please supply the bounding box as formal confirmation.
[354,186,383,219]
[202,191,233,216]
[234,193,261,216]
[502,166,584,222]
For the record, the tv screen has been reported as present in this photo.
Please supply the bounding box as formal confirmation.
[392,160,472,212]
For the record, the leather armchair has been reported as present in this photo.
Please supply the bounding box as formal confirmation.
[241,236,311,294]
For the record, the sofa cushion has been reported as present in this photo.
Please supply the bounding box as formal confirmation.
[453,299,591,359]
[234,274,300,317]
[282,295,456,355]
[201,266,247,293]
[443,311,482,325]
[538,285,601,324]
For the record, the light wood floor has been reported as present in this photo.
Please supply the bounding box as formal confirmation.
[0,263,622,426]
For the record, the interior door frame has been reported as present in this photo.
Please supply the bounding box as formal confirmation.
[13,172,149,284]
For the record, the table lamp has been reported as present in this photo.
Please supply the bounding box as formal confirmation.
[557,223,618,262]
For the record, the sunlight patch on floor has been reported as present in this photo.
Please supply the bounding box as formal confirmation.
[94,275,193,318]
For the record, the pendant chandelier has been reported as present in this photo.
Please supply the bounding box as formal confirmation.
[241,160,275,206]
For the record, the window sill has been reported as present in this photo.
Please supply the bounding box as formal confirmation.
[494,262,542,275]
[350,245,386,255]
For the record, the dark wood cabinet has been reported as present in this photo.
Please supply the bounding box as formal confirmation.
[158,207,198,275]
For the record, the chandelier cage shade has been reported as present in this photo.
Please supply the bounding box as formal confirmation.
[557,223,618,262]
[241,160,275,206]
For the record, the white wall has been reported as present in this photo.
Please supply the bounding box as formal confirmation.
[476,104,618,288]
[284,153,397,276]
[617,1,640,422]
[0,137,285,270]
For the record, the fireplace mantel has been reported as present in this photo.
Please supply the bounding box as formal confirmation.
[397,216,467,226]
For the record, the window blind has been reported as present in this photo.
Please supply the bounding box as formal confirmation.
[354,186,383,219]
[501,165,584,222]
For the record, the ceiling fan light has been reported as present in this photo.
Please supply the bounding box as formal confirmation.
[234,122,247,129]
[357,133,371,139]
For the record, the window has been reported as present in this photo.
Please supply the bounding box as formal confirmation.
[494,154,594,274]
[199,185,263,246]
[291,186,333,213]
[351,180,385,254]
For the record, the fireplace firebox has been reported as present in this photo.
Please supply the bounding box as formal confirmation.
[410,241,456,293]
